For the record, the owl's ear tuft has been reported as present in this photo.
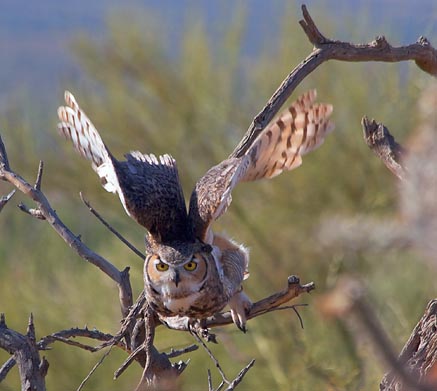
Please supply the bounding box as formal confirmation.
[144,235,153,254]
[201,244,213,253]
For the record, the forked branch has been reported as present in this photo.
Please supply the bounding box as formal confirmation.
[231,5,436,158]
[0,134,133,317]
[0,314,48,391]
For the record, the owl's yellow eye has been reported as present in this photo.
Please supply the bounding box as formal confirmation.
[183,261,197,271]
[155,262,169,272]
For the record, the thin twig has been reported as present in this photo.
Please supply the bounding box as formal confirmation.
[39,327,118,351]
[114,343,145,379]
[292,306,305,329]
[208,369,214,391]
[225,359,255,391]
[80,192,145,260]
[0,189,15,213]
[165,344,199,359]
[48,335,99,352]
[261,304,308,329]
[35,161,44,191]
[18,202,46,220]
[0,357,15,381]
[76,346,114,391]
[191,330,229,385]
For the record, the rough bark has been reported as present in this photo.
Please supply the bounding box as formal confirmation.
[0,314,48,391]
[380,300,437,391]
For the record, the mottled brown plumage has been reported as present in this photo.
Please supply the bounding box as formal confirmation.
[57,89,334,330]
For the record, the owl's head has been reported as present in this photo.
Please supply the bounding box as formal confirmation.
[144,238,216,298]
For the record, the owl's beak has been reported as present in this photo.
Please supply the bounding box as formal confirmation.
[171,269,180,287]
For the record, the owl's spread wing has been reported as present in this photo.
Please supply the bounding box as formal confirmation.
[189,90,334,242]
[58,91,190,243]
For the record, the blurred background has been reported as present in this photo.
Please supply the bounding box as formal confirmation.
[1,1,436,390]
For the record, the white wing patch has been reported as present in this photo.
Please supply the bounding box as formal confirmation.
[57,91,123,196]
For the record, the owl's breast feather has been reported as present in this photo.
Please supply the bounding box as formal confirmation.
[164,293,200,314]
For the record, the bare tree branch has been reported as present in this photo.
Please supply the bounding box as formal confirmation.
[0,314,47,391]
[207,276,314,329]
[0,134,133,317]
[158,276,314,335]
[2,326,125,378]
[231,4,436,159]
[362,117,407,180]
[41,330,116,353]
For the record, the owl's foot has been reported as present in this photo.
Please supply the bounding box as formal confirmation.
[228,290,252,333]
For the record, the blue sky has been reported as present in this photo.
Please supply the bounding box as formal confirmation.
[0,0,436,110]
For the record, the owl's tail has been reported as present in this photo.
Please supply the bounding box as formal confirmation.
[57,91,119,194]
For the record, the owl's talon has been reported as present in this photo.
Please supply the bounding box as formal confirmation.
[228,290,252,333]
[236,322,247,333]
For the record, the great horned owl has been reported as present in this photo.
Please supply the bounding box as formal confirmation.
[57,90,334,331]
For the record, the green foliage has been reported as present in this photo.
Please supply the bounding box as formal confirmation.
[1,3,435,390]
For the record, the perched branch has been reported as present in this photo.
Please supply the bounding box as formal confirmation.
[231,4,436,158]
[0,134,133,316]
[162,276,315,331]
[0,314,47,391]
[362,117,407,180]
